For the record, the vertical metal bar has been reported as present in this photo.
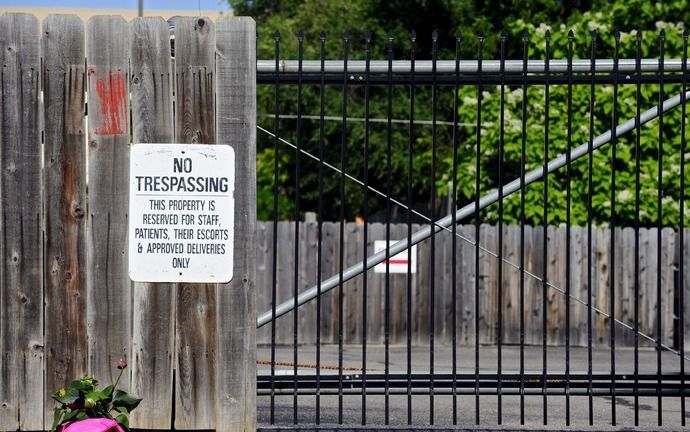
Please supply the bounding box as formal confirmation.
[316,31,326,426]
[338,31,349,425]
[451,31,461,427]
[587,29,598,427]
[385,29,393,426]
[361,30,372,427]
[565,30,573,427]
[633,30,642,427]
[656,29,665,427]
[270,30,281,426]
[610,30,620,427]
[293,30,304,425]
[680,29,688,428]
[542,30,551,427]
[406,30,415,426]
[497,31,506,426]
[429,29,439,426]
[519,30,529,426]
[474,31,484,427]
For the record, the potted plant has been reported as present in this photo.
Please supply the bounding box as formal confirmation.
[51,358,142,432]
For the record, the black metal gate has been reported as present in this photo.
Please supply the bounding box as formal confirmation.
[254,28,690,428]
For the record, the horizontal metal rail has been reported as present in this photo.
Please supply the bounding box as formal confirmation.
[258,58,687,74]
[256,89,690,329]
[258,372,690,396]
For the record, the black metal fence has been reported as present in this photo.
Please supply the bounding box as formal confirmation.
[254,29,689,428]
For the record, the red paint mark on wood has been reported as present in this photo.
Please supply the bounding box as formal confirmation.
[93,71,128,135]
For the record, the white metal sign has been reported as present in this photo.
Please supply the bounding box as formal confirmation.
[373,240,417,274]
[128,143,235,283]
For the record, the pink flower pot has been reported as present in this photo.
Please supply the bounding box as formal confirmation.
[59,418,125,432]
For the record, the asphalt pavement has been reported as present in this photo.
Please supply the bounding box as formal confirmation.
[258,344,689,430]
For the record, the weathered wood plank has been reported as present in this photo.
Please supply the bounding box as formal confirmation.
[252,221,684,348]
[392,223,409,344]
[479,224,497,344]
[129,16,175,429]
[276,221,293,345]
[215,16,256,432]
[366,223,383,344]
[0,12,42,431]
[300,220,318,345]
[344,222,362,344]
[321,222,338,343]
[173,16,216,429]
[42,13,87,428]
[86,14,131,393]
[256,222,272,345]
[460,224,476,345]
[661,227,675,347]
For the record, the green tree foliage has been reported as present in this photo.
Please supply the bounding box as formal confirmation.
[231,0,689,226]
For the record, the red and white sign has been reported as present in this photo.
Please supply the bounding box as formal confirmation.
[373,240,417,274]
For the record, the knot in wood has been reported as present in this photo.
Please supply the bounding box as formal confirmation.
[71,204,85,219]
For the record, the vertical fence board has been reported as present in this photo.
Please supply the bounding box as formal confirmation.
[300,221,318,345]
[392,223,409,344]
[366,223,383,343]
[321,222,338,343]
[256,222,272,345]
[0,12,42,431]
[618,227,636,347]
[661,227,676,347]
[42,13,86,428]
[254,221,685,349]
[460,224,476,345]
[525,225,542,346]
[344,223,362,344]
[173,16,216,429]
[129,16,175,429]
[215,16,256,432]
[276,222,293,345]
[86,14,131,392]
[478,224,497,344]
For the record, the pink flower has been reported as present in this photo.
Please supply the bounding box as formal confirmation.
[59,418,124,432]
[117,357,127,370]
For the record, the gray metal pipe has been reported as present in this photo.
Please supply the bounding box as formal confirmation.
[257,90,690,328]
[257,58,685,75]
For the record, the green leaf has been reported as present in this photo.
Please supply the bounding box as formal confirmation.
[76,412,88,421]
[51,408,64,432]
[112,389,142,412]
[51,386,80,405]
[115,406,129,414]
[99,385,114,399]
[114,412,129,429]
[68,377,97,393]
[84,391,100,408]
[62,409,79,422]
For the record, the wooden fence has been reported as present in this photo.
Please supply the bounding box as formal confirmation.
[257,221,689,350]
[0,13,256,432]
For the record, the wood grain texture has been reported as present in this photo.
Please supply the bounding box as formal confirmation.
[215,16,256,432]
[173,16,216,429]
[42,13,87,428]
[85,14,131,391]
[129,17,175,429]
[253,222,681,349]
[0,12,42,431]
